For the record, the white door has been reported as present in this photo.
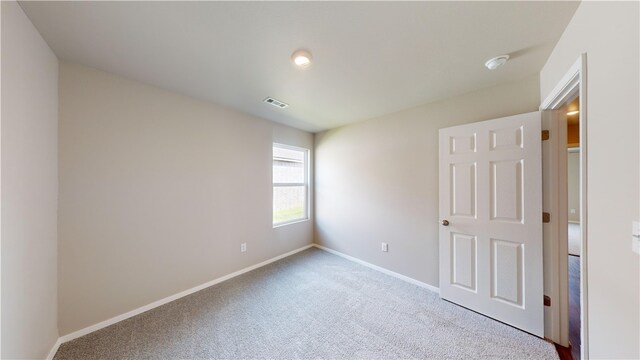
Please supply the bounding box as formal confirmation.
[439,111,543,337]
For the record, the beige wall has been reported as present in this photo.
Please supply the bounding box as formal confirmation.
[540,2,639,358]
[567,151,580,223]
[1,1,60,358]
[314,75,540,286]
[58,63,313,335]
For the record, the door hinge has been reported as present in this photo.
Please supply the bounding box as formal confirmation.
[541,130,550,141]
[544,295,551,306]
[542,212,551,223]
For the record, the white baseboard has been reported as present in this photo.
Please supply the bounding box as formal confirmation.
[46,338,62,360]
[54,244,313,348]
[312,244,440,294]
[48,242,437,358]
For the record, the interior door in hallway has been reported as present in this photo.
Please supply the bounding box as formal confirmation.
[438,111,543,336]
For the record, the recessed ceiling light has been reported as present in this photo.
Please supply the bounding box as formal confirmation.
[484,55,509,70]
[291,49,312,68]
[567,110,579,116]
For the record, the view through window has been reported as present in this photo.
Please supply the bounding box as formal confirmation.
[273,144,308,226]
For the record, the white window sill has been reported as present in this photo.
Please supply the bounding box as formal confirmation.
[273,218,310,228]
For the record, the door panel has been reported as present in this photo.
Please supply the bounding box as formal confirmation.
[451,232,477,292]
[449,134,476,155]
[450,162,477,218]
[490,160,523,223]
[490,126,523,151]
[439,111,543,337]
[490,238,523,307]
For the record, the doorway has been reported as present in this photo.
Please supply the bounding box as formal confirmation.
[539,54,588,360]
[565,96,581,360]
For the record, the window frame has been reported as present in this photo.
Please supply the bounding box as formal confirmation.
[272,143,310,227]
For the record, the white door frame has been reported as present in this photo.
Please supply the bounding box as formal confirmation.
[540,53,588,360]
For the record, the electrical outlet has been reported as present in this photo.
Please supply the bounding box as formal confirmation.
[240,243,247,253]
[570,209,576,214]
[381,242,388,252]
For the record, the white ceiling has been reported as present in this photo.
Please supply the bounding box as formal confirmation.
[20,1,579,133]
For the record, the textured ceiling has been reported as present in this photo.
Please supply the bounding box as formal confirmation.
[20,1,579,132]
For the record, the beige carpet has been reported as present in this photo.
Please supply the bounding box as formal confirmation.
[54,248,558,359]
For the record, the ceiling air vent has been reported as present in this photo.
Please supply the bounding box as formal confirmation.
[264,97,289,109]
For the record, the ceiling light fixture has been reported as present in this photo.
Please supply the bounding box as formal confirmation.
[291,49,313,68]
[484,55,510,70]
[567,110,579,116]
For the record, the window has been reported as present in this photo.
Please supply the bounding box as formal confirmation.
[273,144,309,226]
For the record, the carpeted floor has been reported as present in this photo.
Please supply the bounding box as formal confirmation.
[54,248,558,359]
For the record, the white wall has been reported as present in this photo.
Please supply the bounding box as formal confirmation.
[315,75,540,286]
[1,1,60,358]
[567,150,580,223]
[540,2,639,358]
[58,63,314,335]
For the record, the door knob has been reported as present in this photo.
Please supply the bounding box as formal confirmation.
[442,220,450,226]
